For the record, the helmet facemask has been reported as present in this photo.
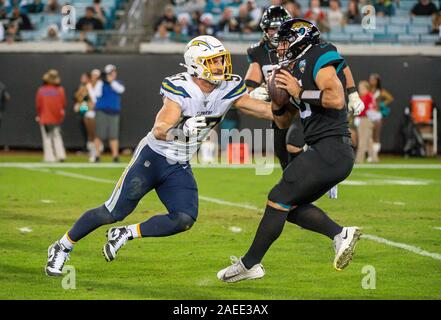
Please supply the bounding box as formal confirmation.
[196,51,233,85]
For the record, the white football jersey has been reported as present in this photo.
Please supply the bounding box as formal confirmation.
[146,72,247,162]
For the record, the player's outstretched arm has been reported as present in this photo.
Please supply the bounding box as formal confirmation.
[152,97,182,141]
[233,94,273,120]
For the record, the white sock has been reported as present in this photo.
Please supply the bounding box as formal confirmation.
[59,233,74,251]
[127,224,141,239]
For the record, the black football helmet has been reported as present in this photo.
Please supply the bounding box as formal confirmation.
[260,5,292,47]
[275,18,321,63]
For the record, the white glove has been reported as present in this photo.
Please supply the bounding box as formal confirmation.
[348,92,364,116]
[183,116,207,137]
[249,86,269,101]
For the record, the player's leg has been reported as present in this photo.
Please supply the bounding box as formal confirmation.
[46,139,155,275]
[285,117,305,163]
[128,164,198,238]
[273,122,290,169]
[218,137,357,281]
[287,203,343,239]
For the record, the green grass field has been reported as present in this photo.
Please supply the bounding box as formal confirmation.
[1,154,440,299]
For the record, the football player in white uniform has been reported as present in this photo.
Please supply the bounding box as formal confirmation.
[45,35,273,276]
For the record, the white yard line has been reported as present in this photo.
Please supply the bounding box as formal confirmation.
[1,162,441,169]
[17,167,441,262]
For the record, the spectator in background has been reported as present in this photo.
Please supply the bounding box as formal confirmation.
[304,0,328,31]
[0,0,10,15]
[93,64,125,163]
[4,21,21,43]
[344,0,361,25]
[198,12,217,36]
[43,24,59,41]
[369,73,394,162]
[246,0,262,31]
[232,3,254,33]
[190,10,202,29]
[26,0,43,13]
[355,81,377,163]
[375,0,396,17]
[152,21,171,42]
[9,6,32,30]
[327,0,344,29]
[93,0,107,27]
[284,0,302,18]
[35,69,67,162]
[76,7,104,31]
[74,72,97,162]
[154,5,177,32]
[217,6,237,33]
[0,7,8,20]
[411,0,438,16]
[175,12,195,37]
[44,0,60,14]
[205,0,226,17]
[0,21,4,41]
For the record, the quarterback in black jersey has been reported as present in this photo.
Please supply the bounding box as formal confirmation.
[218,19,364,283]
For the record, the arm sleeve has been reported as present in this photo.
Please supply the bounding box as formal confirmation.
[312,49,345,81]
[110,80,125,94]
[94,80,103,98]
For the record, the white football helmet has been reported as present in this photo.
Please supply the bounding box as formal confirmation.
[182,35,233,85]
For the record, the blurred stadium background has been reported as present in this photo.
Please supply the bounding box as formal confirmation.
[0,0,440,157]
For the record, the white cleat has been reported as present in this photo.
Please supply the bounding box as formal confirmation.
[45,241,70,277]
[217,256,265,283]
[102,226,131,262]
[333,226,362,271]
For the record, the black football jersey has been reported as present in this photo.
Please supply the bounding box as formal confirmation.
[288,42,350,145]
[246,41,278,84]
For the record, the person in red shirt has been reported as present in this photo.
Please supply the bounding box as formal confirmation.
[303,0,328,31]
[36,69,67,162]
[355,80,378,163]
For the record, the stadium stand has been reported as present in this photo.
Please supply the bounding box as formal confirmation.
[0,0,129,48]
[155,0,441,45]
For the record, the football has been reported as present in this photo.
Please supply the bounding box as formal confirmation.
[268,66,291,107]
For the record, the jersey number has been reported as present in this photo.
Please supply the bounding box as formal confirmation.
[290,97,312,119]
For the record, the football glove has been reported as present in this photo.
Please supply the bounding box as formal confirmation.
[183,116,207,137]
[249,86,270,102]
[348,92,364,116]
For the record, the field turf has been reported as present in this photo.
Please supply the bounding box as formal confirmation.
[0,154,440,299]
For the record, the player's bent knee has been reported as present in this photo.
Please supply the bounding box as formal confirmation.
[95,204,118,224]
[170,212,195,233]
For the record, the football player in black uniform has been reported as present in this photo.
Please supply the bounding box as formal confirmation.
[246,6,363,170]
[246,5,296,169]
[218,19,363,283]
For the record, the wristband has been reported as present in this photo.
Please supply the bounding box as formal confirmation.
[347,86,357,95]
[272,105,287,116]
[299,89,323,105]
[245,79,260,89]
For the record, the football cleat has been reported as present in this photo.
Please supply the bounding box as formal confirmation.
[333,226,362,271]
[45,241,70,277]
[102,226,131,262]
[217,256,265,283]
